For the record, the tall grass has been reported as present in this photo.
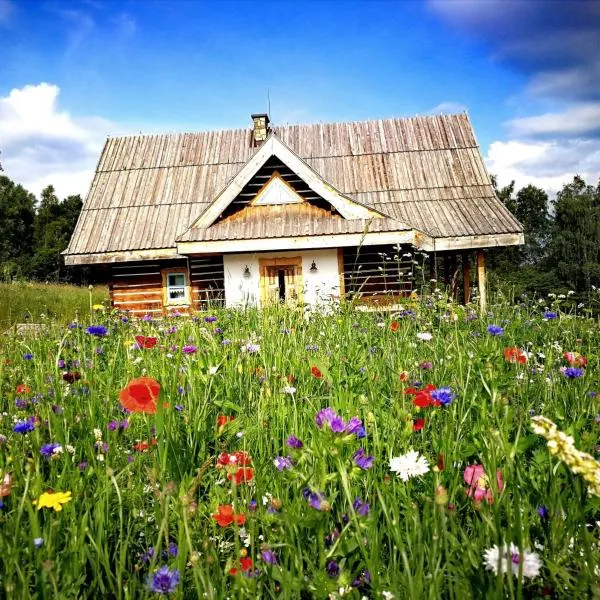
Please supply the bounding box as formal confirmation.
[0,296,598,598]
[0,282,109,330]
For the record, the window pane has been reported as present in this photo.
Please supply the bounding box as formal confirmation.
[169,288,185,300]
[168,274,185,287]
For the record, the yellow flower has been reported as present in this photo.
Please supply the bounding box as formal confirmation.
[92,304,105,311]
[33,491,72,511]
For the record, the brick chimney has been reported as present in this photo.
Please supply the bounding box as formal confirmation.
[251,113,270,146]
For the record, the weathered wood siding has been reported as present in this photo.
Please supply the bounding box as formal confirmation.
[110,262,167,317]
[189,256,225,310]
[342,245,414,300]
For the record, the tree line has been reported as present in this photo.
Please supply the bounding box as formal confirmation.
[0,165,598,301]
[0,171,82,282]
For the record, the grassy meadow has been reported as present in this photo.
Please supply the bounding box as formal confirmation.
[0,282,109,331]
[0,293,599,599]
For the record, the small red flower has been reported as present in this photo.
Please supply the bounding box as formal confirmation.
[437,453,445,471]
[212,504,245,527]
[229,557,253,575]
[217,415,235,429]
[311,366,323,379]
[412,418,426,431]
[133,439,157,452]
[62,371,81,383]
[399,371,409,382]
[504,347,527,364]
[227,467,254,485]
[16,384,31,395]
[563,351,587,367]
[390,321,399,332]
[135,335,158,349]
[119,376,161,414]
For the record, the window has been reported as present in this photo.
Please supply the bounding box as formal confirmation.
[164,270,189,305]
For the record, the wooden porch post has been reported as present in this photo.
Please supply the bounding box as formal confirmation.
[462,252,471,304]
[477,249,487,313]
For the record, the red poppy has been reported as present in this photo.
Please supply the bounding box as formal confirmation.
[133,439,157,452]
[217,451,252,467]
[16,384,31,395]
[412,418,426,431]
[217,415,235,429]
[135,335,158,349]
[119,376,161,414]
[504,347,527,364]
[311,366,323,379]
[212,504,245,527]
[227,467,254,485]
[399,371,409,382]
[229,557,253,575]
[390,321,399,332]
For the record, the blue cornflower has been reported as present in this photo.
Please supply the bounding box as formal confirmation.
[40,442,62,458]
[13,420,35,434]
[305,344,319,352]
[304,489,330,511]
[147,565,180,594]
[543,311,558,320]
[86,325,108,337]
[23,353,33,360]
[430,386,456,406]
[537,505,549,519]
[213,327,223,334]
[222,339,232,345]
[561,367,584,379]
[353,448,375,470]
[68,323,78,329]
[487,325,504,336]
[204,315,218,323]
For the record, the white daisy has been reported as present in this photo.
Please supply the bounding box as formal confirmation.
[389,450,430,481]
[417,332,433,341]
[483,543,542,579]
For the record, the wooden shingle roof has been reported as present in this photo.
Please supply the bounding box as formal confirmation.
[65,113,523,260]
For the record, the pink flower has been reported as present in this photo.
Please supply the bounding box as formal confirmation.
[463,464,504,504]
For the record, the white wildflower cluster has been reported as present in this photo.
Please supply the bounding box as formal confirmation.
[389,450,430,481]
[483,543,542,579]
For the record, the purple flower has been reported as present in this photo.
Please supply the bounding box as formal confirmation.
[305,344,319,352]
[40,442,62,458]
[261,549,278,565]
[86,325,108,337]
[245,343,260,354]
[68,323,78,330]
[78,461,88,471]
[345,416,366,439]
[57,359,66,368]
[561,367,584,379]
[13,420,35,434]
[419,361,433,370]
[537,505,548,519]
[23,353,33,360]
[108,420,119,431]
[213,327,223,334]
[142,315,153,322]
[352,497,370,516]
[430,386,456,406]
[543,311,558,320]
[352,569,371,588]
[327,560,340,578]
[273,456,294,471]
[330,415,345,433]
[353,448,375,470]
[286,435,303,449]
[487,325,504,336]
[34,537,44,548]
[147,565,180,594]
[204,316,218,323]
[182,345,197,354]
[222,339,232,345]
[315,407,337,428]
[15,399,28,409]
[304,489,330,511]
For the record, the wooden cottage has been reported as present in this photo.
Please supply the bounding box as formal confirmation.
[64,113,523,316]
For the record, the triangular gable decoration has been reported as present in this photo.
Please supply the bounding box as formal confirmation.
[253,172,303,206]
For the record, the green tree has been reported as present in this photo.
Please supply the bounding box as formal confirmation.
[31,186,83,280]
[548,175,600,294]
[0,174,36,278]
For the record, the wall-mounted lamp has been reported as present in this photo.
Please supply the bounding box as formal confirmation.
[243,265,251,278]
[310,260,318,273]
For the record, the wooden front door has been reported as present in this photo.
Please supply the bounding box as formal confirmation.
[259,257,303,306]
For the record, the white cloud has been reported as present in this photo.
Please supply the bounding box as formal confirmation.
[507,103,600,137]
[0,83,116,199]
[485,138,600,196]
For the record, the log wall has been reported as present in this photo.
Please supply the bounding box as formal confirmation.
[189,256,225,310]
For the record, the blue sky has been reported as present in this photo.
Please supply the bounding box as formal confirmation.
[0,0,598,198]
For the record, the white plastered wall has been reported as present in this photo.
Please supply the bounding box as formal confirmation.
[223,249,341,308]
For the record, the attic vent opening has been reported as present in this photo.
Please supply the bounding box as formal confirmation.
[251,113,270,146]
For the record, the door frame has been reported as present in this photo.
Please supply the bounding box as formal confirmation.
[259,256,303,306]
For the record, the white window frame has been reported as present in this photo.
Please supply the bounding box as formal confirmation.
[162,269,191,306]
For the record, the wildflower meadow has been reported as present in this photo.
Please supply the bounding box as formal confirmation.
[0,296,599,599]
